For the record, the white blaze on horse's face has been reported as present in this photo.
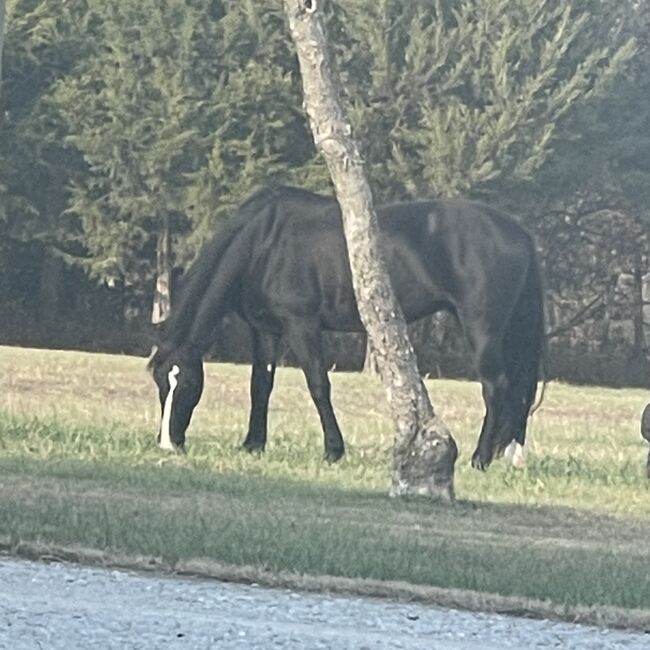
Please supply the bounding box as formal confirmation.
[159,365,180,450]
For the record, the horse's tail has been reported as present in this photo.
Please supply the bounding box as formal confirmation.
[503,241,546,441]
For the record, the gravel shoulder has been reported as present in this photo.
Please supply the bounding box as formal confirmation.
[2,556,649,650]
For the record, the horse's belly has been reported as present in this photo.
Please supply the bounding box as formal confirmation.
[318,285,364,331]
[319,287,449,331]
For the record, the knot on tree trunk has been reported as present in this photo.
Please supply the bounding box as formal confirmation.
[390,416,458,502]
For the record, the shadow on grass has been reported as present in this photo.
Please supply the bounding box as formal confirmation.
[1,456,650,614]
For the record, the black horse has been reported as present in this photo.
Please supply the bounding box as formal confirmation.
[149,185,544,470]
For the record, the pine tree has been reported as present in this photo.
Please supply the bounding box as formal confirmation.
[52,0,222,319]
[0,0,90,294]
[525,0,650,356]
[335,0,635,204]
[50,0,320,317]
[182,0,320,256]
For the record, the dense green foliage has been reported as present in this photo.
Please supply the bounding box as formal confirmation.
[1,1,649,380]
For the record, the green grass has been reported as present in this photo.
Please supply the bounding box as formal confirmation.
[1,345,648,513]
[1,345,650,614]
[2,455,650,611]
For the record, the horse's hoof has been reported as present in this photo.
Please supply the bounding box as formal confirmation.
[241,441,265,455]
[324,448,345,464]
[156,434,185,454]
[471,451,490,472]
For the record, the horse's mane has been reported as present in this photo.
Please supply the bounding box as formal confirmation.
[150,185,334,365]
[152,187,276,354]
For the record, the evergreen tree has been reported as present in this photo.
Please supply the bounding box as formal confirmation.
[51,0,319,317]
[335,0,635,205]
[51,0,215,319]
[1,0,87,241]
[526,0,650,353]
[182,0,320,256]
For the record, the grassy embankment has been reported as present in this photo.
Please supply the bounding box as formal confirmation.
[1,345,649,620]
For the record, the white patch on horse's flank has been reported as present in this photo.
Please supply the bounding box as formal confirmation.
[159,365,180,450]
[504,440,527,468]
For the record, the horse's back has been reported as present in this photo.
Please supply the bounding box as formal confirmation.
[377,199,533,317]
[238,189,534,331]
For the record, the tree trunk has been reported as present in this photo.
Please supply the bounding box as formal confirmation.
[633,249,646,356]
[283,0,457,500]
[151,215,172,324]
[600,281,614,352]
[38,250,63,325]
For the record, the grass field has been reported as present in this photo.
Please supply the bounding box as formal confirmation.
[1,345,650,619]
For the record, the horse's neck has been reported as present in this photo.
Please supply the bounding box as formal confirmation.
[186,241,244,349]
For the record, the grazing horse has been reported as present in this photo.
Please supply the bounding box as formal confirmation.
[149,185,544,470]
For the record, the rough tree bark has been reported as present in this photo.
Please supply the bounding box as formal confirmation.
[363,337,379,375]
[151,215,172,325]
[283,0,458,500]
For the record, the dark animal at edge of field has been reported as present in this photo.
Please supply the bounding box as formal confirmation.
[148,185,545,471]
[640,404,650,478]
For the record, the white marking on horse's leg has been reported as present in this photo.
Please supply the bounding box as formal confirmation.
[505,441,527,468]
[266,364,273,373]
[159,365,180,450]
[512,442,527,468]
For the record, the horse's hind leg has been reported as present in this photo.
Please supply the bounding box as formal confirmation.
[242,331,278,453]
[473,364,510,470]
[464,325,511,471]
[285,319,345,462]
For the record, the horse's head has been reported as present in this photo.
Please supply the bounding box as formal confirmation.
[148,344,204,451]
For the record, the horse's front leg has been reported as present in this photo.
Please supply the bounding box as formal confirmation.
[286,319,345,462]
[306,364,345,462]
[242,331,278,454]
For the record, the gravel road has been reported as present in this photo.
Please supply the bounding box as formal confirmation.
[1,556,648,650]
